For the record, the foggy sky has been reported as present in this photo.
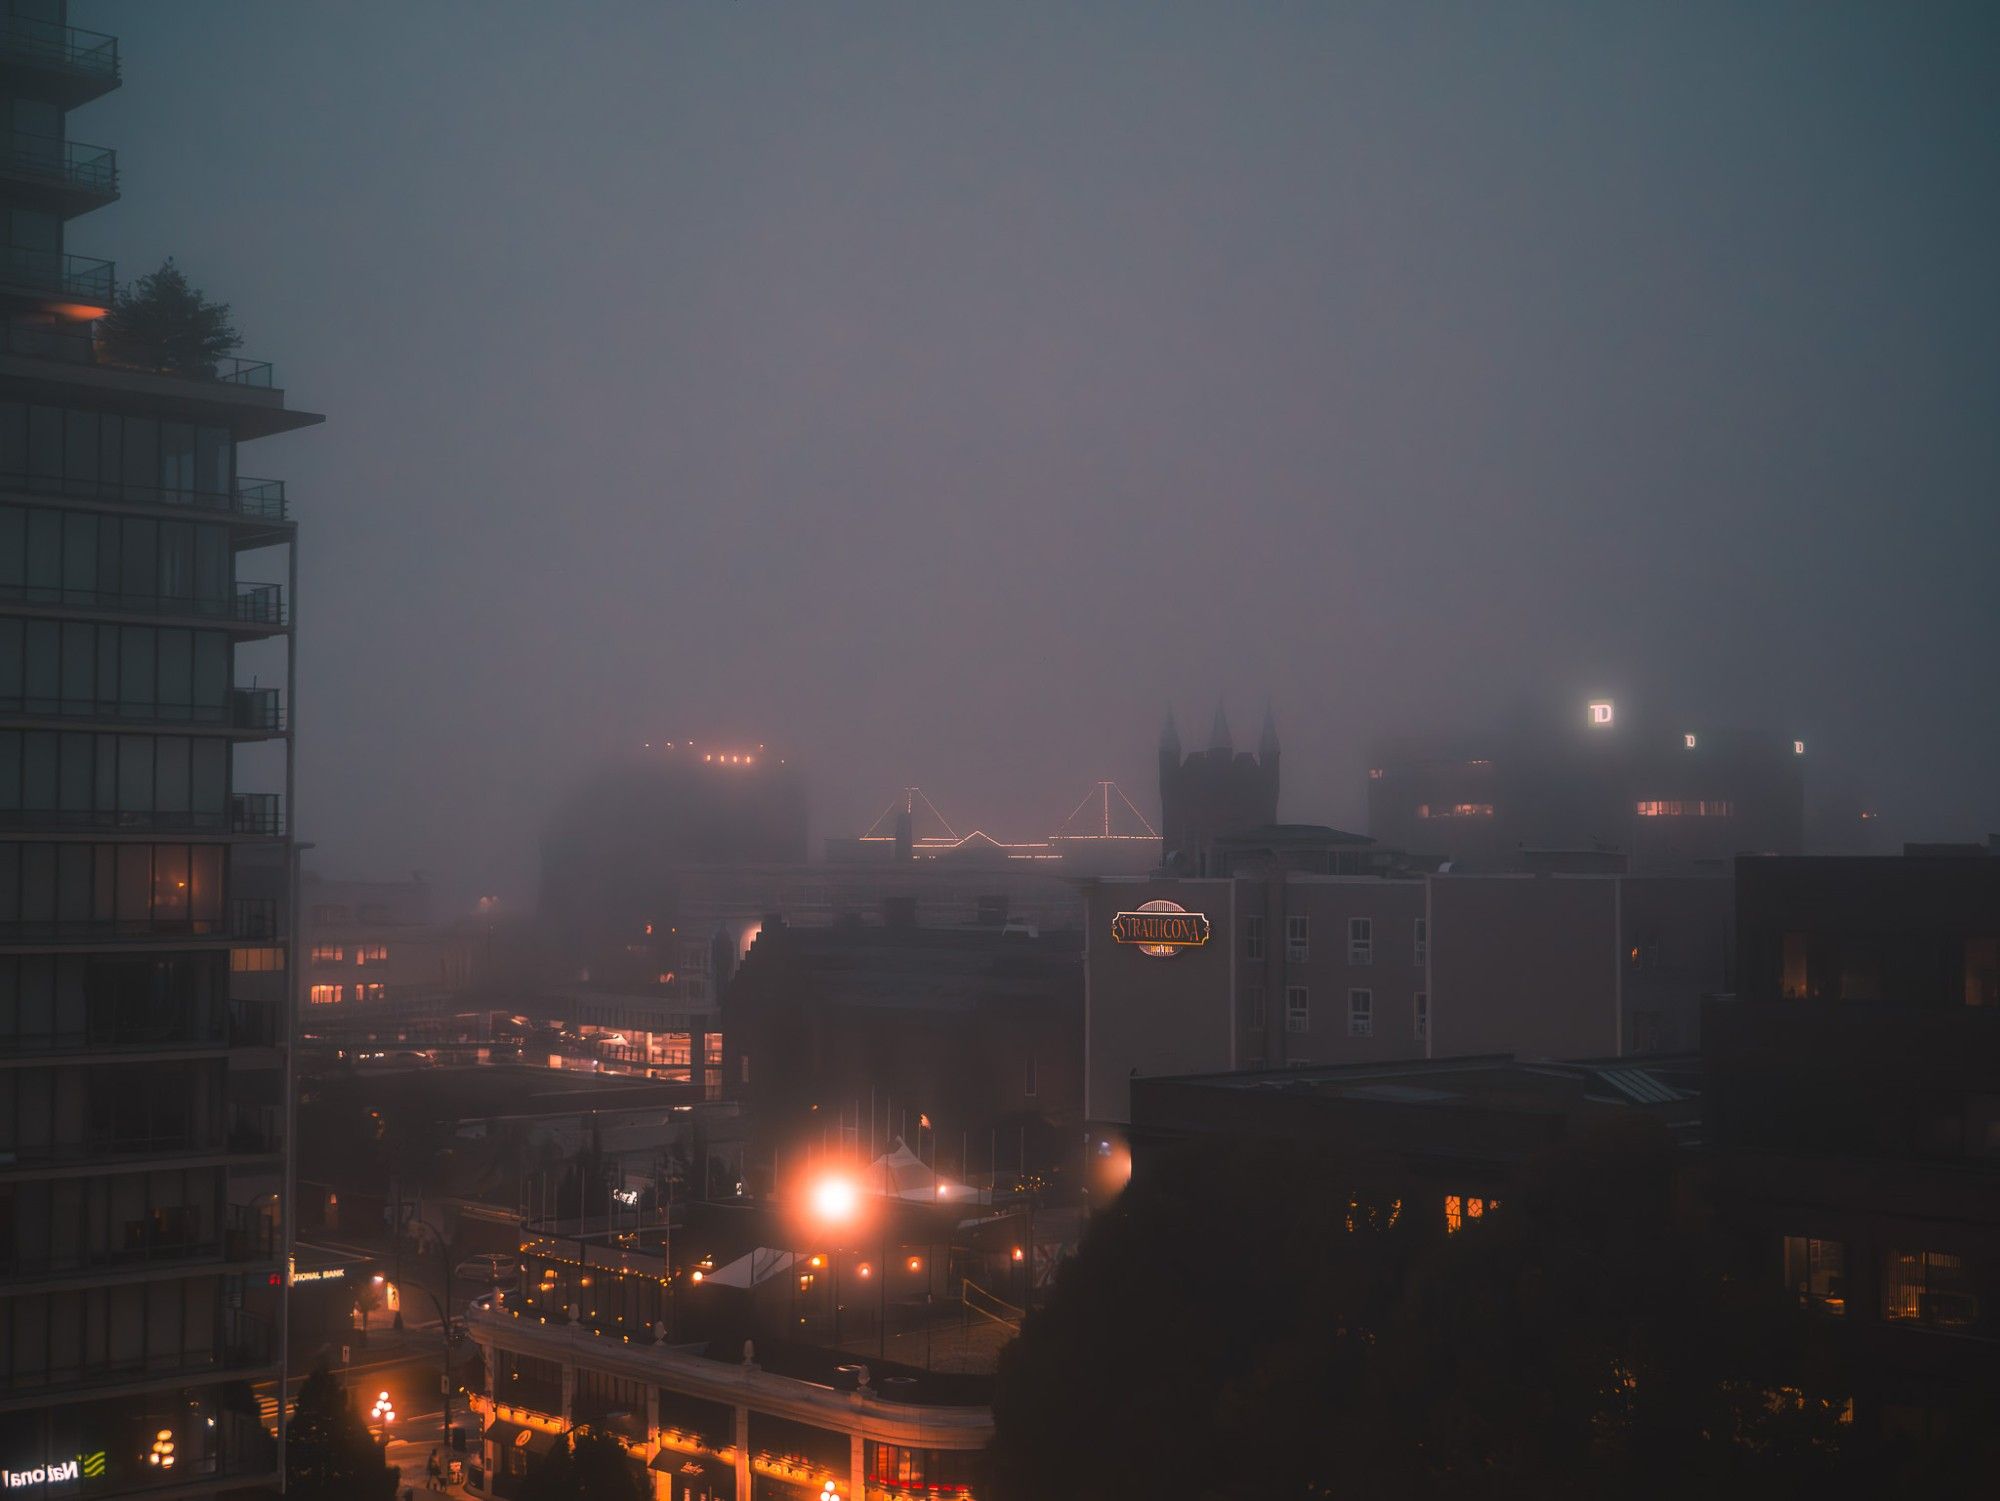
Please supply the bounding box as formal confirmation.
[84,1,2000,901]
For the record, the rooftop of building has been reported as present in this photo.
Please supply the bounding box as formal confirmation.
[1211,823,1375,848]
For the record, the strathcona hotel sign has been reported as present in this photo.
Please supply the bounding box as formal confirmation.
[1111,899,1211,958]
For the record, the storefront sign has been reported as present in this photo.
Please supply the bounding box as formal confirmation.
[291,1266,349,1283]
[1110,900,1210,957]
[4,1452,101,1488]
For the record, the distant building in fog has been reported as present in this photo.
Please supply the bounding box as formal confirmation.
[539,741,807,981]
[1367,698,1806,873]
[1158,704,1281,873]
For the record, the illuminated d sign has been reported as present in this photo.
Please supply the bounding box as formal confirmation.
[1588,700,1614,727]
[1111,900,1210,958]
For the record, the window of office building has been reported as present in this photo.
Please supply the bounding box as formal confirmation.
[353,983,385,1003]
[1348,988,1373,1037]
[1245,915,1264,962]
[0,620,235,723]
[1285,915,1309,962]
[230,947,284,973]
[1782,1236,1846,1316]
[0,503,233,616]
[1882,1250,1980,1330]
[309,945,343,965]
[0,841,226,934]
[0,729,230,829]
[355,944,388,964]
[1348,917,1372,965]
[1247,983,1265,1028]
[308,985,340,1006]
[1285,986,1309,1033]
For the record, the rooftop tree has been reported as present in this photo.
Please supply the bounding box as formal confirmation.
[96,257,241,377]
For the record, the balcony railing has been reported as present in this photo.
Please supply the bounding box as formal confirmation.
[0,131,117,194]
[0,578,289,627]
[0,690,285,730]
[0,1107,279,1169]
[0,469,289,521]
[0,245,114,301]
[0,898,274,947]
[0,807,234,834]
[231,687,286,731]
[2,1002,229,1055]
[230,792,284,837]
[0,318,274,387]
[0,16,120,80]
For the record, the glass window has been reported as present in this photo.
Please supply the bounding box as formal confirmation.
[1286,914,1309,962]
[61,512,94,597]
[1782,1236,1845,1316]
[191,740,225,815]
[0,401,25,476]
[1882,1250,1979,1330]
[116,735,151,812]
[118,518,156,603]
[156,630,191,714]
[1349,917,1373,964]
[121,417,157,494]
[119,628,154,710]
[1348,988,1373,1037]
[159,423,195,494]
[1245,915,1264,962]
[63,409,98,492]
[196,427,231,495]
[154,737,190,814]
[1285,985,1309,1033]
[0,505,21,589]
[27,405,61,480]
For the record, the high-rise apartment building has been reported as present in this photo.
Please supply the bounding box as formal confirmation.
[0,5,318,1494]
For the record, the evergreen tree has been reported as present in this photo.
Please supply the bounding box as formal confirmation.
[97,257,241,376]
[518,1426,647,1501]
[285,1364,398,1501]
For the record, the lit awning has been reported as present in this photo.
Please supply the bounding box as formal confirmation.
[651,1450,735,1497]
[483,1419,558,1456]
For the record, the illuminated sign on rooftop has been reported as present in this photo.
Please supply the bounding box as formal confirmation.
[1111,900,1210,958]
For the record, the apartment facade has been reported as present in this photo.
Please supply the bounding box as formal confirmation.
[0,5,319,1493]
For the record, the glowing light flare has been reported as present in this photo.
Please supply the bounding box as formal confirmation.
[808,1174,861,1227]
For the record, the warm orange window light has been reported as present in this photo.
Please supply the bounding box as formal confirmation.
[1635,800,1734,817]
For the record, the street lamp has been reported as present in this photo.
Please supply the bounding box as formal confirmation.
[804,1172,865,1347]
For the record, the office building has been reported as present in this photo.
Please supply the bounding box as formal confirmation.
[0,7,319,1493]
[1368,698,1806,873]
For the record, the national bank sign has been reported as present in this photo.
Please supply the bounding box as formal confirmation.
[1110,899,1210,958]
[5,1451,103,1488]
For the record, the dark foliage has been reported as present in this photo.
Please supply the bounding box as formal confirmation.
[991,1122,1881,1501]
[517,1425,648,1501]
[285,1364,398,1501]
[97,257,241,376]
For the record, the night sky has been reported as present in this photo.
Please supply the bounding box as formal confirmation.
[82,1,2000,899]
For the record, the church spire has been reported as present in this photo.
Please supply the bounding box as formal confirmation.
[1159,704,1182,761]
[1208,698,1233,754]
[1259,701,1280,762]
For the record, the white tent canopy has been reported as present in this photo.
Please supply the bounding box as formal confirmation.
[863,1138,987,1205]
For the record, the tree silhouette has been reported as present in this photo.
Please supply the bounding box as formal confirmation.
[518,1426,647,1501]
[285,1364,398,1501]
[97,257,241,376]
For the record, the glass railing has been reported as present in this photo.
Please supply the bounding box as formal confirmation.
[0,15,120,80]
[0,319,274,387]
[0,131,117,194]
[0,245,114,300]
[0,899,273,947]
[0,469,290,521]
[0,1004,228,1055]
[0,690,284,730]
[0,578,289,627]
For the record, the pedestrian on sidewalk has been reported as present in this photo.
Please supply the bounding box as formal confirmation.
[426,1449,443,1491]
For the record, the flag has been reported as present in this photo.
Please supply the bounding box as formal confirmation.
[919,1113,932,1130]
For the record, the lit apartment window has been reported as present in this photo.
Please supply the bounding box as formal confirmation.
[1782,1236,1846,1316]
[1348,917,1372,965]
[1348,989,1373,1037]
[1285,986,1309,1033]
[1417,803,1494,819]
[1413,917,1428,965]
[309,945,343,965]
[231,947,285,973]
[355,944,388,964]
[1634,800,1734,817]
[354,983,386,1003]
[1444,1195,1493,1234]
[1245,915,1265,962]
[1247,984,1265,1028]
[308,984,342,1005]
[1882,1250,1979,1330]
[1285,915,1309,962]
[1414,991,1428,1042]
